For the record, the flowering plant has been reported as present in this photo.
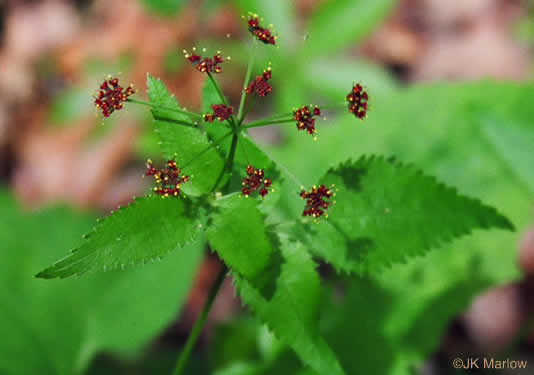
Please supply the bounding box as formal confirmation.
[38,13,513,375]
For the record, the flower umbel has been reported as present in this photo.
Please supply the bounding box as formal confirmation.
[247,13,276,45]
[346,84,369,119]
[204,104,234,123]
[184,48,227,74]
[146,158,189,198]
[241,165,272,198]
[294,105,321,136]
[300,185,334,218]
[94,76,135,117]
[245,67,272,97]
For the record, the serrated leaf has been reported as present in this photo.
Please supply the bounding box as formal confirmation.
[302,155,513,275]
[36,195,203,279]
[235,240,345,375]
[207,195,274,281]
[147,74,226,195]
[0,191,203,374]
[307,0,396,56]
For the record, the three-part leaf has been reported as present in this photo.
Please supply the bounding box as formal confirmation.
[299,156,514,275]
[37,196,203,279]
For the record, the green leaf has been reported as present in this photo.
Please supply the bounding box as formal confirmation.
[208,195,274,281]
[36,195,203,279]
[321,277,395,374]
[303,155,513,275]
[235,240,345,375]
[306,0,396,56]
[0,191,203,374]
[140,0,185,16]
[482,116,534,193]
[147,74,226,195]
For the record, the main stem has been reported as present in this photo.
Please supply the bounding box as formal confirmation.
[172,267,227,375]
[171,133,240,375]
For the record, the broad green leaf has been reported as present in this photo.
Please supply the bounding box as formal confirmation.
[307,0,396,56]
[208,195,274,281]
[482,116,534,193]
[147,74,226,195]
[268,81,534,369]
[269,82,533,282]
[235,240,345,375]
[0,191,203,374]
[36,195,203,278]
[303,156,513,274]
[321,277,395,374]
[140,0,185,16]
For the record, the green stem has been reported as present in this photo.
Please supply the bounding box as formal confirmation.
[128,98,202,119]
[244,118,295,129]
[207,73,237,128]
[237,42,258,124]
[171,267,227,375]
[211,134,239,192]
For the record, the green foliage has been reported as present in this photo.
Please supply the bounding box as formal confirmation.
[140,0,185,16]
[267,81,534,371]
[147,74,226,195]
[235,240,345,375]
[307,0,397,56]
[207,195,273,281]
[0,191,203,375]
[300,156,513,274]
[482,116,534,192]
[36,196,203,278]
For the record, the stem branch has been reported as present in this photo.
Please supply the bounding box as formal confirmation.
[237,42,258,124]
[244,118,295,129]
[128,98,202,119]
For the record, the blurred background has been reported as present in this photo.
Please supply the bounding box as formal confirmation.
[1,0,533,374]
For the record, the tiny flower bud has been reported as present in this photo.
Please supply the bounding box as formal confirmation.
[245,67,273,97]
[203,104,233,123]
[184,49,226,74]
[145,158,189,198]
[293,105,321,136]
[346,84,369,120]
[241,165,272,198]
[247,13,277,45]
[300,185,333,218]
[94,77,135,118]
